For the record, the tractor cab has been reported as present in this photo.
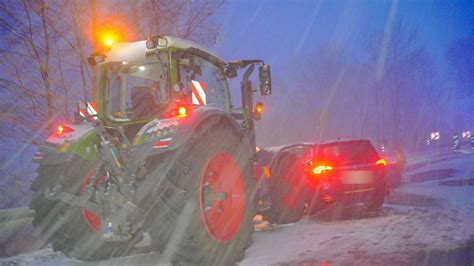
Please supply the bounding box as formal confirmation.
[84,36,270,143]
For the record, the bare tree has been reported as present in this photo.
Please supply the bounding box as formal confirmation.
[0,0,226,142]
[0,0,227,216]
[446,36,474,126]
[365,18,440,151]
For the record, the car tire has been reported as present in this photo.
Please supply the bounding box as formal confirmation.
[364,180,386,211]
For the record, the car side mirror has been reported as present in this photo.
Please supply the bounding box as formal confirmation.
[259,64,272,95]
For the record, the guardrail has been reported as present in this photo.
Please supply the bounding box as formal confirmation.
[0,207,35,243]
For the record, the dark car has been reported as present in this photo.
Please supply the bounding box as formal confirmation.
[256,139,387,223]
[302,139,387,214]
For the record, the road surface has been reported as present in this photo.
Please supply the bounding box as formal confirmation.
[1,151,473,265]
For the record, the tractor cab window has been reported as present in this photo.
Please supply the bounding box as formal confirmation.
[105,52,169,121]
[176,54,229,110]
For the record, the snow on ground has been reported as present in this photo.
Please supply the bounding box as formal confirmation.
[1,151,473,265]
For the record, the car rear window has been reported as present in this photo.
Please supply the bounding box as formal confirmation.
[314,141,379,166]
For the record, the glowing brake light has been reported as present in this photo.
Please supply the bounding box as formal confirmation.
[312,165,334,175]
[255,102,263,113]
[57,125,73,135]
[263,166,271,179]
[376,158,387,166]
[178,106,187,116]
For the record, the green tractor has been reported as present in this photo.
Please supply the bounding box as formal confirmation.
[30,36,272,264]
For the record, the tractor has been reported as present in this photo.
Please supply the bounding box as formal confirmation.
[29,35,272,264]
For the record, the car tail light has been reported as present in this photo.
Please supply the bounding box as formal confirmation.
[312,165,334,175]
[375,158,387,166]
[57,125,73,135]
[321,195,333,201]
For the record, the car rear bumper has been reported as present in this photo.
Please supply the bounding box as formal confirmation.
[306,172,384,204]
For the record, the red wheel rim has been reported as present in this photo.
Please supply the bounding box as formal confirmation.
[80,172,102,233]
[281,167,301,209]
[199,152,246,243]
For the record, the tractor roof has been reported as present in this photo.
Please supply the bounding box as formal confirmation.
[105,35,222,64]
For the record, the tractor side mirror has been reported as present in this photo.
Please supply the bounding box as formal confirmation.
[259,64,272,95]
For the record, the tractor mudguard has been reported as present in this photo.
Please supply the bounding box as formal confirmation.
[131,106,248,160]
[36,122,98,165]
[171,107,246,149]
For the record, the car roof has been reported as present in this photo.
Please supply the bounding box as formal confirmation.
[263,139,373,153]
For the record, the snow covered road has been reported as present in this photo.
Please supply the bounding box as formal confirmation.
[2,152,473,265]
[242,152,474,265]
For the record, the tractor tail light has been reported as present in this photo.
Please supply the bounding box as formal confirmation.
[163,105,189,118]
[178,106,187,116]
[57,125,74,135]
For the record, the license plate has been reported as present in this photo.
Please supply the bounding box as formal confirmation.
[341,170,375,184]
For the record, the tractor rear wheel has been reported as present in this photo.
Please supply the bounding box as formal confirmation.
[147,123,256,265]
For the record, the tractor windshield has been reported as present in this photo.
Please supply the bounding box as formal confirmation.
[104,51,170,121]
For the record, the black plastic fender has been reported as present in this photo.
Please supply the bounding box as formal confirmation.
[130,106,252,163]
[173,107,248,148]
